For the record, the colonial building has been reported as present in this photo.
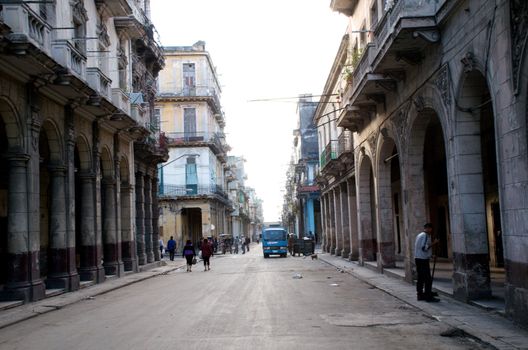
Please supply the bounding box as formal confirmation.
[247,188,264,242]
[0,0,167,303]
[156,41,231,249]
[284,95,321,239]
[318,0,528,325]
[226,156,251,240]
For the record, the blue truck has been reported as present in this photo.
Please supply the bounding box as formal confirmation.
[261,226,288,258]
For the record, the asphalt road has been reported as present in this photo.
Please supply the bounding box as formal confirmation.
[0,245,487,350]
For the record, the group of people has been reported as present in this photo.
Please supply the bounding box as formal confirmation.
[159,237,213,272]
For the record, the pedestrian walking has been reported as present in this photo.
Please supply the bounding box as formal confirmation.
[159,238,164,258]
[414,223,440,302]
[241,237,246,254]
[167,236,176,261]
[183,239,196,272]
[245,236,250,252]
[201,238,213,271]
[288,234,295,256]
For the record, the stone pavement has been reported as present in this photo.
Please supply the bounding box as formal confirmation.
[0,259,187,330]
[318,252,528,350]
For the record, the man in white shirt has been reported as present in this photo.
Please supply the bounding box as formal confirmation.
[414,223,440,302]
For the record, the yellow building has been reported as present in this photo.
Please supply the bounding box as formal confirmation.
[156,41,231,251]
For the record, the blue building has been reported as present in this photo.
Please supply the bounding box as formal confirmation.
[288,95,321,241]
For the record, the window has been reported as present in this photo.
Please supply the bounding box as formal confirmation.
[183,63,196,96]
[185,157,198,194]
[183,108,197,138]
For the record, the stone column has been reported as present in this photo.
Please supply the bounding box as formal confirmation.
[151,176,160,261]
[143,174,154,263]
[340,182,350,258]
[47,166,79,290]
[324,193,332,253]
[201,207,211,239]
[347,177,359,260]
[102,178,122,275]
[320,195,327,252]
[135,171,146,265]
[78,173,104,282]
[333,187,342,256]
[2,154,45,301]
[121,183,136,271]
[329,192,336,255]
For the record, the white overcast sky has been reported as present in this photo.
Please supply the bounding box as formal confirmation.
[151,0,348,221]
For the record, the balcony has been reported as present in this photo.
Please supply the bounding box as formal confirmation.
[320,140,343,176]
[86,67,112,99]
[51,40,87,80]
[112,88,131,115]
[2,4,51,54]
[159,183,229,202]
[330,0,359,16]
[342,0,440,127]
[165,131,228,155]
[95,0,132,17]
[157,85,222,114]
[337,131,354,165]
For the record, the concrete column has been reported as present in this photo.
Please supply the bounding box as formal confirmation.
[324,193,332,253]
[347,177,359,261]
[151,176,160,261]
[329,191,336,255]
[47,166,79,290]
[333,187,342,256]
[135,171,146,265]
[78,173,104,282]
[102,178,122,275]
[2,154,45,301]
[320,195,327,251]
[340,182,350,258]
[143,174,154,263]
[121,183,136,271]
[201,208,211,239]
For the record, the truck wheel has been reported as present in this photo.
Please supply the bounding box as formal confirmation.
[264,254,269,258]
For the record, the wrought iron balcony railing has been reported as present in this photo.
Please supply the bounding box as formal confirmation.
[159,183,228,199]
[320,140,338,169]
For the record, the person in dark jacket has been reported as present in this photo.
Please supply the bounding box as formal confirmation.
[201,238,213,271]
[182,239,196,272]
[166,236,176,261]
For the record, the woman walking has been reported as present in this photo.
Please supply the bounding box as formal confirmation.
[201,238,213,271]
[182,239,196,272]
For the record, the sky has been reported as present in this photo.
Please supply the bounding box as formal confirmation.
[151,0,348,221]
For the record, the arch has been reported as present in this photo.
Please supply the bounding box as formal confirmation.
[357,154,377,262]
[119,156,130,184]
[40,119,63,164]
[0,96,23,150]
[100,146,113,178]
[376,131,402,267]
[74,135,92,172]
[450,67,498,300]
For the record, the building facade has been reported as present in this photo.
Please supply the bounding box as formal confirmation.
[318,0,528,325]
[226,156,251,240]
[0,0,167,302]
[285,95,321,239]
[156,42,231,250]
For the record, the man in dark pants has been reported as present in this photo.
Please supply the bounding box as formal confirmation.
[414,223,440,302]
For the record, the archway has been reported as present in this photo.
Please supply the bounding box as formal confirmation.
[0,118,8,287]
[377,135,402,267]
[39,120,63,287]
[120,156,134,271]
[357,155,377,262]
[452,69,500,300]
[100,147,117,276]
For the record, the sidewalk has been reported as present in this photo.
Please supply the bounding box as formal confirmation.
[0,259,187,330]
[318,252,528,350]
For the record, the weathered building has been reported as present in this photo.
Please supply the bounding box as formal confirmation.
[289,95,321,239]
[156,41,231,249]
[0,0,167,302]
[226,156,251,240]
[318,0,528,325]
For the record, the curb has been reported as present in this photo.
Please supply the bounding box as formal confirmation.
[0,262,186,330]
[318,255,524,350]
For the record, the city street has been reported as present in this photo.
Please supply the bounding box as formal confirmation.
[0,245,487,350]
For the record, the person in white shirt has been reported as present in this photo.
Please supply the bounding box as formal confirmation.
[159,238,164,259]
[414,223,440,302]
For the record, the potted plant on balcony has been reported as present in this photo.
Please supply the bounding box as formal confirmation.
[343,67,353,84]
